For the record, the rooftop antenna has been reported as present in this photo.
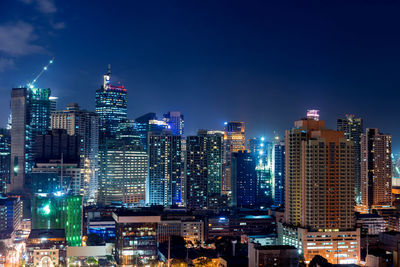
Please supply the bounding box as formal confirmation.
[27,57,55,89]
[108,64,111,75]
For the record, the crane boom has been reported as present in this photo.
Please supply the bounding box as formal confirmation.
[27,57,55,89]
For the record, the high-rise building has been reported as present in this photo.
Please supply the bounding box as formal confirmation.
[198,130,224,198]
[31,193,82,246]
[273,140,285,206]
[186,135,208,209]
[51,103,99,203]
[337,115,363,204]
[95,66,127,139]
[10,87,52,193]
[135,113,168,151]
[248,137,274,206]
[0,129,10,194]
[231,151,257,207]
[222,121,245,194]
[163,111,184,135]
[0,196,22,236]
[98,139,147,205]
[148,130,183,206]
[34,129,80,164]
[361,128,392,211]
[279,110,360,265]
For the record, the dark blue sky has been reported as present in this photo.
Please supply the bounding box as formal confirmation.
[1,1,400,150]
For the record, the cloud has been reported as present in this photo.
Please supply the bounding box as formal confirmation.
[0,21,44,56]
[51,21,66,30]
[0,58,15,72]
[36,0,57,14]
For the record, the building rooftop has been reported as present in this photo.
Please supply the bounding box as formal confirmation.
[256,245,297,250]
[28,229,65,239]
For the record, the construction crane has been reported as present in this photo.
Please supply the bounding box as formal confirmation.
[26,57,55,89]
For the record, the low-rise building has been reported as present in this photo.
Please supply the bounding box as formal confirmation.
[356,213,386,235]
[248,243,298,267]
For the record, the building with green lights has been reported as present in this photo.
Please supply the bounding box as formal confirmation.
[32,193,82,246]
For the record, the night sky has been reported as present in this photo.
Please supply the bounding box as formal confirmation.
[1,1,400,151]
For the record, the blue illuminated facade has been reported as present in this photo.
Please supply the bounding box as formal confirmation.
[274,141,285,206]
[96,67,127,139]
[231,151,257,207]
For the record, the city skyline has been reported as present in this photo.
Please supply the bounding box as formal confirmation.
[1,1,400,151]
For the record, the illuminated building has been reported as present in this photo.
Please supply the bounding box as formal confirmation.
[0,196,22,235]
[198,130,224,198]
[98,139,147,205]
[113,210,160,265]
[163,111,184,135]
[10,87,52,193]
[223,121,245,194]
[30,163,81,195]
[51,103,99,203]
[148,130,183,206]
[274,140,285,206]
[134,112,157,151]
[337,115,363,204]
[186,135,208,209]
[0,129,10,194]
[26,229,66,266]
[248,244,298,267]
[361,128,392,211]
[231,151,257,207]
[248,137,274,206]
[95,66,127,139]
[31,193,83,246]
[279,110,360,265]
[157,219,204,244]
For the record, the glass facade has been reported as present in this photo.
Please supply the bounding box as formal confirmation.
[0,129,10,194]
[31,193,82,246]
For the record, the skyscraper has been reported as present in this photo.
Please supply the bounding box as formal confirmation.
[51,103,99,203]
[0,129,10,194]
[273,140,285,206]
[337,115,363,204]
[95,66,127,139]
[279,110,360,264]
[222,121,245,194]
[361,128,392,211]
[231,151,257,207]
[135,113,167,151]
[248,137,274,206]
[163,111,184,135]
[10,87,52,193]
[98,139,147,205]
[186,135,208,209]
[148,130,183,206]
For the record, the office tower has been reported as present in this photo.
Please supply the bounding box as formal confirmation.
[186,135,208,209]
[337,115,363,204]
[10,87,52,193]
[31,163,81,195]
[31,193,82,246]
[361,128,392,211]
[163,111,184,135]
[279,110,359,265]
[0,129,10,194]
[51,103,99,203]
[248,137,274,206]
[0,196,22,235]
[148,130,183,206]
[34,129,80,164]
[113,210,160,265]
[98,139,147,205]
[231,151,257,207]
[95,66,127,139]
[115,119,142,147]
[222,121,245,194]
[135,113,168,151]
[273,140,285,206]
[49,96,57,113]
